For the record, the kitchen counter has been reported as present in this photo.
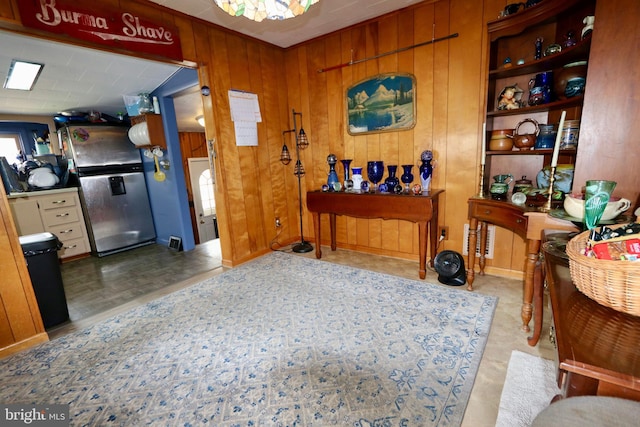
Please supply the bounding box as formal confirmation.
[7,186,79,199]
[8,187,90,259]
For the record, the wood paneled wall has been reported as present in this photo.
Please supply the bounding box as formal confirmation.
[283,1,502,266]
[0,180,48,358]
[0,0,529,274]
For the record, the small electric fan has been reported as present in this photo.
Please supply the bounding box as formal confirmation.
[433,250,466,286]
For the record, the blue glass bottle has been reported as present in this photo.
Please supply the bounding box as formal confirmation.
[327,154,339,190]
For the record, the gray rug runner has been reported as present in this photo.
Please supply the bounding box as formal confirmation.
[1,252,497,426]
[495,350,560,426]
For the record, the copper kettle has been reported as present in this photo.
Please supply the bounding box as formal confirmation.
[508,118,539,150]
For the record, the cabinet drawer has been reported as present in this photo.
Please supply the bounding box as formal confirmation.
[58,237,89,258]
[471,204,528,237]
[38,193,77,210]
[48,223,84,241]
[40,208,80,227]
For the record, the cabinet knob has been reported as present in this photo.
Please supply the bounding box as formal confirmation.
[516,218,524,223]
[52,199,66,204]
[59,229,73,234]
[484,209,491,215]
[56,213,70,217]
[64,244,77,249]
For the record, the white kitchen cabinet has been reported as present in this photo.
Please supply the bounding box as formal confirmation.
[8,188,90,259]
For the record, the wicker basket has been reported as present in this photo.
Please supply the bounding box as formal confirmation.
[566,224,640,317]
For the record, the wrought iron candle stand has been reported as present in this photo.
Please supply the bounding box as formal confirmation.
[280,109,313,253]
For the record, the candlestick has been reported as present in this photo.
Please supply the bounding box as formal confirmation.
[481,122,486,166]
[540,166,557,212]
[551,111,566,167]
[477,163,486,198]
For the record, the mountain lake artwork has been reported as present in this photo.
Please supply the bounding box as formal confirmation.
[346,73,416,135]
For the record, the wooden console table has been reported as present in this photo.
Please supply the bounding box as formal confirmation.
[466,196,577,333]
[307,190,443,279]
[542,231,640,401]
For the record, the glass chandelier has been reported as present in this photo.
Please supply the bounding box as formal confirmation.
[213,0,320,22]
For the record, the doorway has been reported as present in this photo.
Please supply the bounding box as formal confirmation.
[188,157,217,243]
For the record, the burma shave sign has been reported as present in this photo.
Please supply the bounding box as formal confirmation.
[18,0,183,61]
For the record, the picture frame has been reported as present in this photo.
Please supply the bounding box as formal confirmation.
[346,73,416,135]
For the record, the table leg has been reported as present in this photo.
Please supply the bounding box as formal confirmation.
[479,222,488,275]
[329,213,337,251]
[429,198,439,268]
[418,222,427,279]
[522,238,541,332]
[312,212,322,259]
[528,253,544,346]
[466,218,478,291]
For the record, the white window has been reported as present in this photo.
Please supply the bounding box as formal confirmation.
[0,134,21,164]
[198,169,215,216]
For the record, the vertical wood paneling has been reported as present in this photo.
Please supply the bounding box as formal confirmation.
[258,44,287,245]
[209,30,253,259]
[376,15,400,253]
[283,49,303,240]
[0,180,46,350]
[348,27,371,249]
[0,0,17,20]
[1,0,581,282]
[397,10,417,255]
[573,0,640,206]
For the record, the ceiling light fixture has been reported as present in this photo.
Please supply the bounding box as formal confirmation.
[3,59,44,91]
[196,115,205,127]
[213,0,320,22]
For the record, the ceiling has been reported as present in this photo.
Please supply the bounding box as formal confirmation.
[149,0,425,49]
[0,0,424,132]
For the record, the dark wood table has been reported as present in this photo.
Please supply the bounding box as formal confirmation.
[542,230,640,401]
[307,190,443,279]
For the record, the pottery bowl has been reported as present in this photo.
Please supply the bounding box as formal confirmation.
[563,193,632,220]
[489,129,514,151]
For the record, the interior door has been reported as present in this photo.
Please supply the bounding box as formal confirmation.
[188,157,217,243]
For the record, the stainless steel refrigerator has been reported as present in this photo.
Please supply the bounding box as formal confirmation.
[59,124,156,256]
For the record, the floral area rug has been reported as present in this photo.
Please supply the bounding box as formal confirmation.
[0,251,497,426]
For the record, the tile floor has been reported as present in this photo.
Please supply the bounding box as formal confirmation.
[49,241,556,426]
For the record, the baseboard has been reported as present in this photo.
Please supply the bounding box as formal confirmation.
[0,332,49,360]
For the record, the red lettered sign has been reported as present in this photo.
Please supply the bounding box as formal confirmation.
[17,0,183,61]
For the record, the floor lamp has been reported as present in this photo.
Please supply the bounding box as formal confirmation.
[280,109,313,253]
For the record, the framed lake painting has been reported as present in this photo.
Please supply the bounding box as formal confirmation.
[346,73,416,135]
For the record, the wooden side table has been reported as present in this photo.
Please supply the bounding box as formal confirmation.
[307,190,443,280]
[466,196,577,333]
[543,231,640,401]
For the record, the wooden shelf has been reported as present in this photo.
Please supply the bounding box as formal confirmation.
[487,96,584,117]
[130,113,166,149]
[486,148,577,156]
[487,0,584,41]
[489,39,590,79]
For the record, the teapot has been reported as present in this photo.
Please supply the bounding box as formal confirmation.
[490,174,513,200]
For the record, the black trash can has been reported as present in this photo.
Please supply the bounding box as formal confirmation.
[19,232,69,329]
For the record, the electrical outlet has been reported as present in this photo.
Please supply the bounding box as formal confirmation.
[438,226,449,240]
[275,217,282,228]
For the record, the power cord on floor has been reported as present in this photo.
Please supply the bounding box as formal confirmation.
[269,227,296,253]
[426,229,447,273]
